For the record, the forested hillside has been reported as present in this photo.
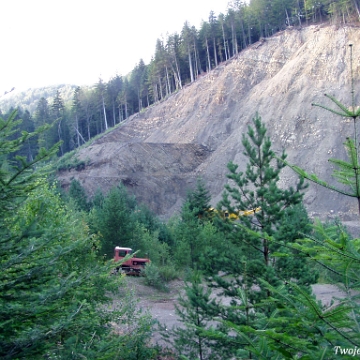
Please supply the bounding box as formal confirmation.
[2,2,360,359]
[1,0,359,159]
[56,23,360,227]
[0,84,78,114]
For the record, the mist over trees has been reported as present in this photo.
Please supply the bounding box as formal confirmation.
[2,0,359,158]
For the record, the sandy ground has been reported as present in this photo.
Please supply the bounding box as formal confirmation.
[121,277,351,346]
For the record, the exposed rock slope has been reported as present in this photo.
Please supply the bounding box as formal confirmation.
[58,25,360,222]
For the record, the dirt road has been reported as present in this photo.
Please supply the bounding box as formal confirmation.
[122,277,350,346]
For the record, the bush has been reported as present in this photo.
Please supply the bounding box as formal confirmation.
[56,153,88,172]
[143,263,179,291]
[144,263,166,290]
[158,264,179,282]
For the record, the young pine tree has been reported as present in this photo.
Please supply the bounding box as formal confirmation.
[68,178,90,211]
[174,114,314,359]
[89,183,138,258]
[187,177,212,220]
[217,114,312,288]
[161,270,221,360]
[172,178,213,269]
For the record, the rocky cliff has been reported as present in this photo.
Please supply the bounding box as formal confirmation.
[58,24,360,224]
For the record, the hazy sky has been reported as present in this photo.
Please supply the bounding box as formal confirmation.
[1,0,229,95]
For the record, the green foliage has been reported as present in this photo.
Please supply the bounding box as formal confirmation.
[91,187,105,208]
[89,183,137,258]
[161,270,220,360]
[169,115,315,359]
[158,264,179,282]
[239,46,360,358]
[313,218,353,283]
[143,263,168,291]
[56,151,88,172]
[0,111,157,359]
[139,227,178,288]
[0,110,59,214]
[68,178,90,211]
[170,180,215,270]
[217,114,310,284]
[140,228,170,265]
[187,177,212,220]
[273,203,319,285]
[174,202,204,268]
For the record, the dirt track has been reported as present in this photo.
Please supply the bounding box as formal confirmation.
[123,277,350,346]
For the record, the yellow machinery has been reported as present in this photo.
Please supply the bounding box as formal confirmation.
[206,207,261,220]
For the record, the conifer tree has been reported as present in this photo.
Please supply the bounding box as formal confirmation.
[161,270,221,360]
[0,111,156,359]
[34,97,52,149]
[172,179,213,268]
[170,115,314,359]
[217,114,310,282]
[90,183,137,258]
[68,178,90,211]
[51,89,68,155]
[187,177,212,221]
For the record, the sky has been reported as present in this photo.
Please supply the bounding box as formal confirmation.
[1,0,229,96]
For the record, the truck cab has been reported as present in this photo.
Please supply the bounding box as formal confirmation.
[114,246,150,275]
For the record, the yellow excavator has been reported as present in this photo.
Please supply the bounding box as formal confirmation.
[206,207,261,220]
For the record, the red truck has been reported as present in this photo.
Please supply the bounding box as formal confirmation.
[114,246,150,275]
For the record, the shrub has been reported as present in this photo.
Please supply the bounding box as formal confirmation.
[158,264,179,282]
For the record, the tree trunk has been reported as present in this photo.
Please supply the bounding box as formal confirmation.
[231,22,238,56]
[165,65,171,95]
[158,77,164,100]
[75,114,80,148]
[125,101,128,119]
[212,37,218,67]
[221,22,228,60]
[86,117,91,141]
[206,37,211,72]
[118,105,123,122]
[58,120,64,156]
[188,45,194,82]
[112,100,116,125]
[174,55,182,89]
[353,0,360,21]
[101,95,108,130]
[239,15,247,49]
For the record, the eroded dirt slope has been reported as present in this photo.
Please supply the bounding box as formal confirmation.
[58,24,360,221]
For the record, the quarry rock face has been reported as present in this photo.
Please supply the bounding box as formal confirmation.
[58,25,360,223]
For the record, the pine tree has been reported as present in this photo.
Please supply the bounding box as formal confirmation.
[161,270,220,360]
[34,97,52,149]
[90,183,137,258]
[69,178,90,211]
[172,179,213,268]
[172,114,314,359]
[187,177,212,221]
[51,89,69,155]
[71,86,86,148]
[217,114,309,281]
[0,111,157,359]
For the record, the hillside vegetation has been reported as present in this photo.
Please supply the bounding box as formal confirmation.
[58,25,360,225]
[1,0,359,158]
[2,10,360,358]
[0,84,77,114]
